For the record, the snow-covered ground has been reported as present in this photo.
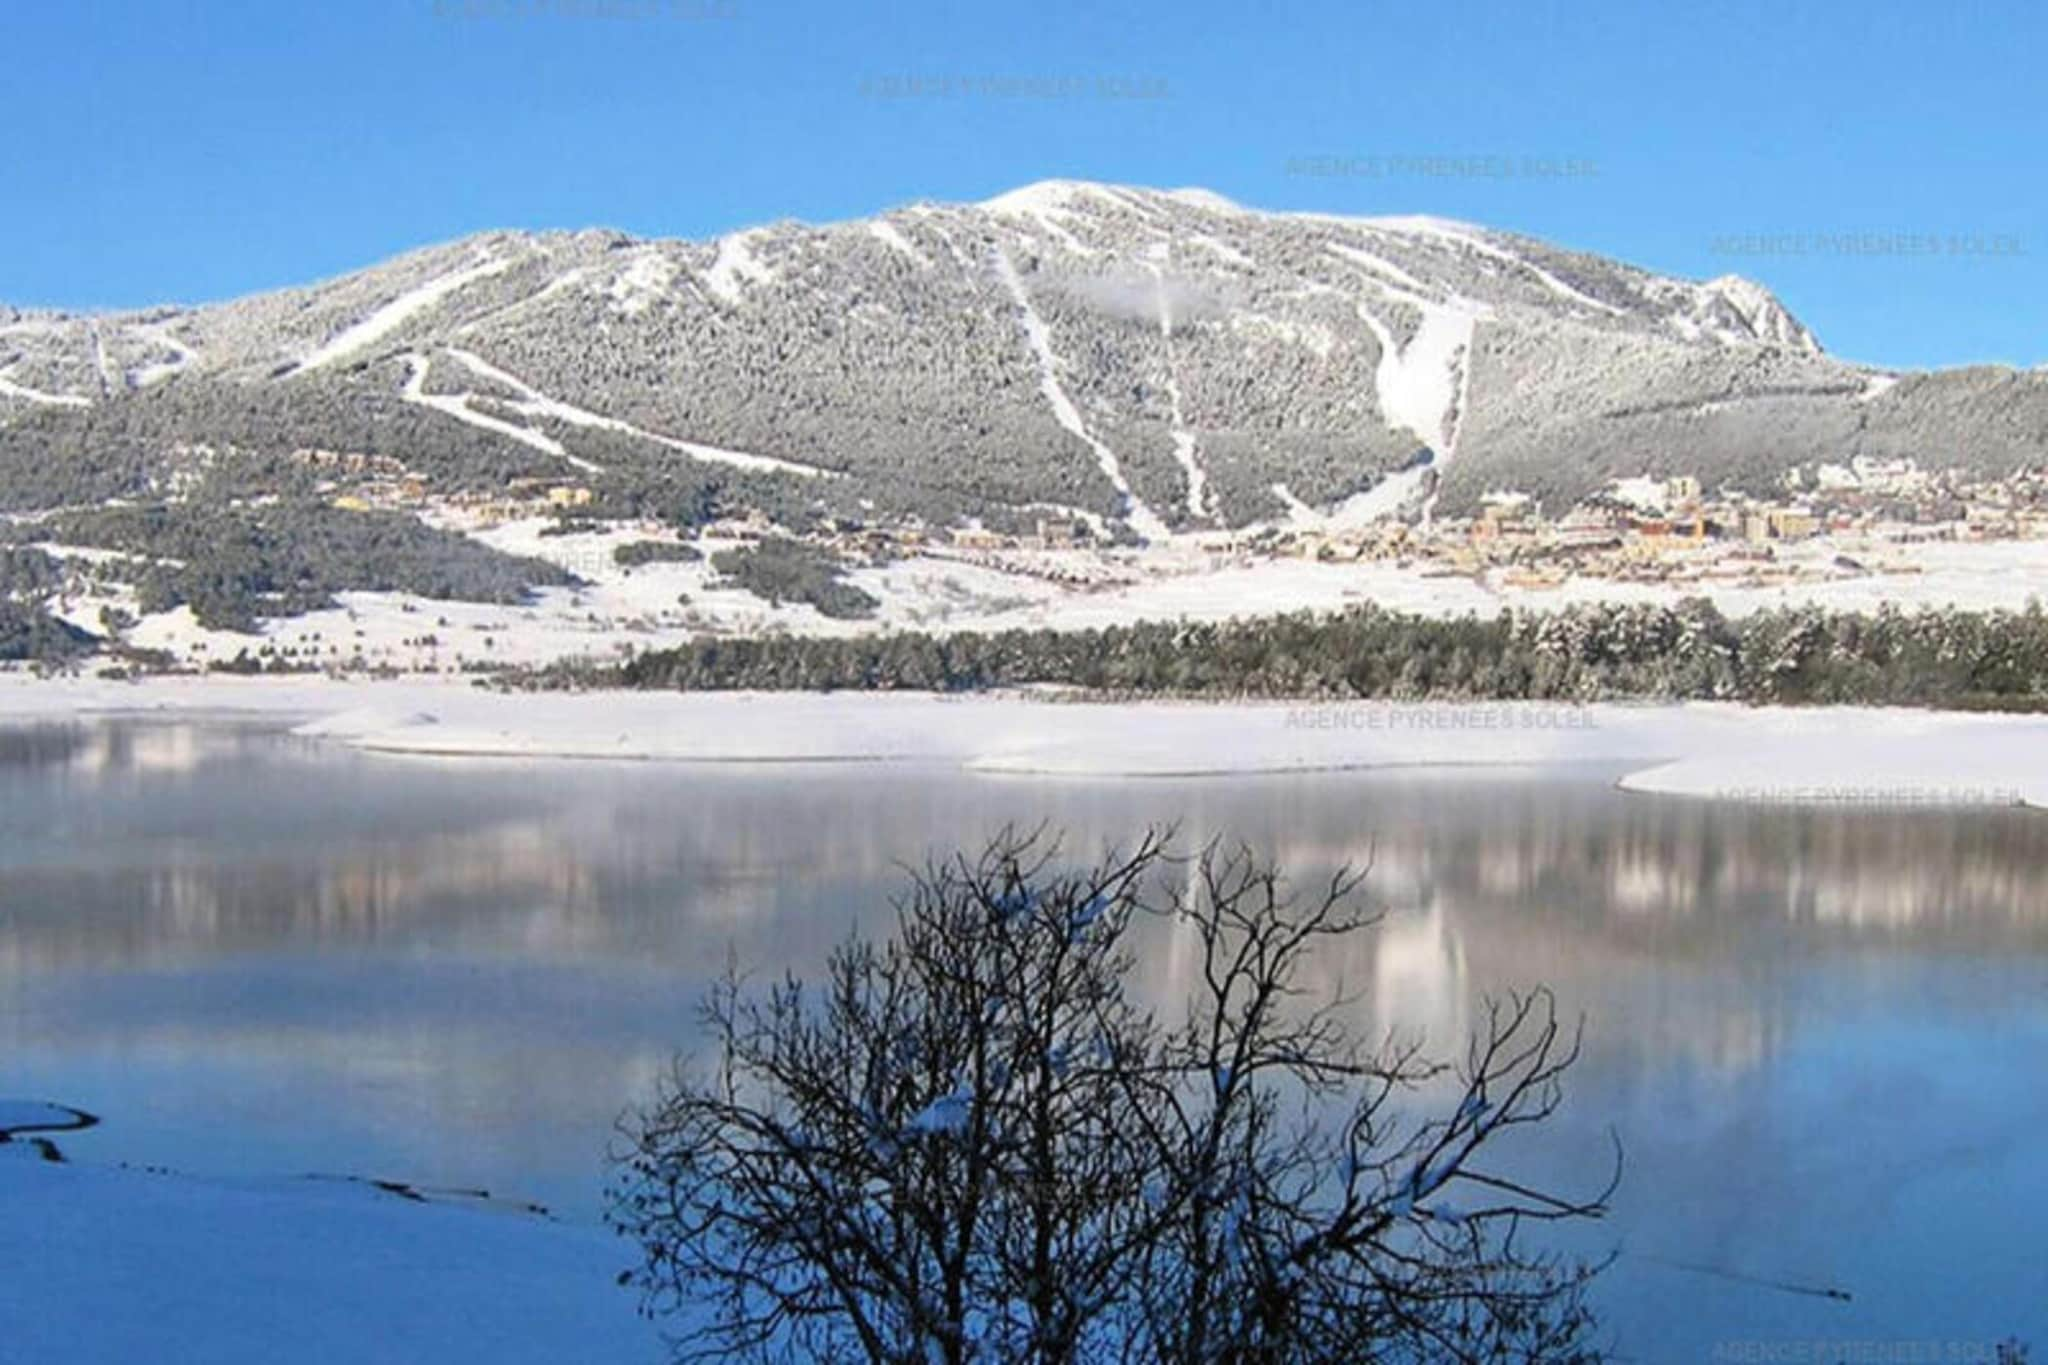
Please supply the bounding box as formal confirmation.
[47,516,2048,678]
[6,674,2048,808]
[1614,711,2048,807]
[1,1146,658,1364]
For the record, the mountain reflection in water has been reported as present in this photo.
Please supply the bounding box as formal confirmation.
[3,719,2044,1355]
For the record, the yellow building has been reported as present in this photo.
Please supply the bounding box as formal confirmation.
[1769,507,1818,539]
[1743,505,1819,542]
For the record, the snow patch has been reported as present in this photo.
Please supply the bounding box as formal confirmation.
[444,348,832,479]
[398,352,599,472]
[1698,274,1819,352]
[1327,241,1434,300]
[867,219,932,268]
[700,230,776,306]
[296,253,515,373]
[980,181,1105,255]
[127,320,199,387]
[1321,462,1436,527]
[980,180,1107,216]
[606,251,678,315]
[1374,218,1623,318]
[1270,483,1319,525]
[1162,187,1243,214]
[1352,296,1480,461]
[1618,712,2048,809]
[0,367,92,407]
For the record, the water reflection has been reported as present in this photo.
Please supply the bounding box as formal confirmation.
[2,720,2045,1354]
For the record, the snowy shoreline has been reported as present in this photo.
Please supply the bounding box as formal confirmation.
[5,672,2048,808]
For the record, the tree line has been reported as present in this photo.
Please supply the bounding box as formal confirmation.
[516,598,2048,710]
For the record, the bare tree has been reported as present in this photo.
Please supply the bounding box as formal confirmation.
[610,828,1616,1364]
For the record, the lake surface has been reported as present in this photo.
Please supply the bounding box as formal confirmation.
[3,717,2044,1360]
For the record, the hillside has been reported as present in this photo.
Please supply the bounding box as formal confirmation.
[9,182,2039,539]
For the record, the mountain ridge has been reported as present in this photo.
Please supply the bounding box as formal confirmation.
[4,181,2043,532]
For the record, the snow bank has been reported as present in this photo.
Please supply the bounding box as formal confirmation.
[1615,707,2048,808]
[0,672,466,722]
[0,1155,657,1364]
[255,691,2048,806]
[293,705,443,740]
[7,676,2048,808]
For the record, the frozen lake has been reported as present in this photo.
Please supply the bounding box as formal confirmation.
[2,717,2043,1360]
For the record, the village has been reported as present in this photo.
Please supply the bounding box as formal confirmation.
[292,440,2048,605]
[849,457,2048,599]
[1263,458,2048,595]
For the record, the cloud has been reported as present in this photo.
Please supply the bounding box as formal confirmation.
[1055,269,1228,329]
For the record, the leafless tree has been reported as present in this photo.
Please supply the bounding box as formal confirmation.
[610,828,1617,1364]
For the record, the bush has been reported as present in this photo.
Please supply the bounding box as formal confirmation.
[613,539,704,568]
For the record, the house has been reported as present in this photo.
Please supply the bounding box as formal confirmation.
[1555,504,1626,548]
[950,525,1005,551]
[1473,492,1538,542]
[1033,516,1081,550]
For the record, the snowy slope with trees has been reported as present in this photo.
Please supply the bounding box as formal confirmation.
[7,183,2039,538]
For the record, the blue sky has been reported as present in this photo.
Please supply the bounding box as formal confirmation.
[4,0,2041,369]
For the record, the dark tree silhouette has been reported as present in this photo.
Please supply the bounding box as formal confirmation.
[610,830,1616,1364]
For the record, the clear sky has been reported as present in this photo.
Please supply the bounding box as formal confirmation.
[5,0,2041,370]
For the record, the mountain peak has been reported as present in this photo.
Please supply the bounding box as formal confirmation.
[978,179,1127,215]
[1698,273,1820,353]
[1159,187,1243,213]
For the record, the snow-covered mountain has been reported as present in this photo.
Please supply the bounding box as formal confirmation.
[4,181,2043,529]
